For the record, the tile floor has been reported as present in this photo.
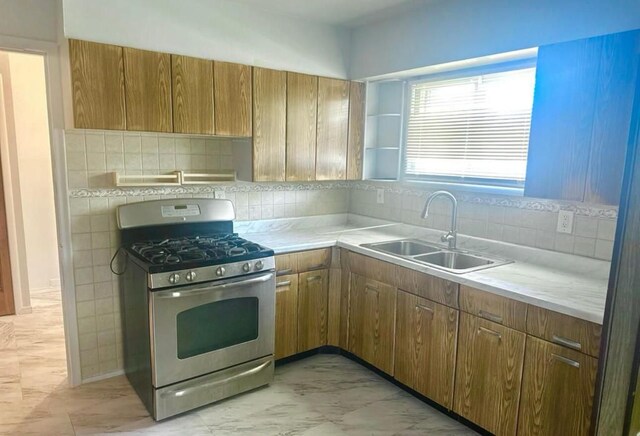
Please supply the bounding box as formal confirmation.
[0,290,477,435]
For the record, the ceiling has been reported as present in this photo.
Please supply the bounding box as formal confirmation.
[232,0,424,27]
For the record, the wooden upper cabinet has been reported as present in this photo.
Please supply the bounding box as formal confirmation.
[171,55,214,134]
[525,29,640,204]
[518,337,598,436]
[395,290,458,409]
[253,67,286,181]
[213,61,252,136]
[316,78,350,180]
[70,40,125,130]
[584,30,640,204]
[347,81,366,180]
[286,72,318,181]
[454,313,526,436]
[123,48,172,132]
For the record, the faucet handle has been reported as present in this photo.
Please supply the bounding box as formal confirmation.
[441,231,454,242]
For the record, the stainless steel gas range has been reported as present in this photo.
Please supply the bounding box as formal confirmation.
[116,199,276,420]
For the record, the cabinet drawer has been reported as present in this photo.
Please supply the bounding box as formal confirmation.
[275,253,297,276]
[396,265,459,308]
[460,286,527,331]
[526,305,601,358]
[347,252,396,285]
[297,248,331,272]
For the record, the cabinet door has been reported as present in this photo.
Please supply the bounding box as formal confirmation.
[123,48,172,132]
[395,290,458,409]
[253,67,286,181]
[286,72,318,181]
[347,81,366,180]
[518,337,598,436]
[454,313,526,436]
[297,269,329,352]
[214,61,252,136]
[584,30,640,204]
[275,274,298,360]
[316,78,350,180]
[171,55,214,134]
[348,274,396,375]
[69,40,125,130]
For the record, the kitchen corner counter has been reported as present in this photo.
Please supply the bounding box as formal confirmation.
[239,216,610,325]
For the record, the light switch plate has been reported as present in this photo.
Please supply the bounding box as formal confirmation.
[376,189,384,204]
[214,191,226,199]
[557,210,574,234]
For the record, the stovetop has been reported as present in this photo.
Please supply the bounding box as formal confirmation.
[126,233,274,273]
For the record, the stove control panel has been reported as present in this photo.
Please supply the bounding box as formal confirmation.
[148,256,276,290]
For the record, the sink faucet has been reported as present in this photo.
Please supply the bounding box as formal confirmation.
[422,190,458,250]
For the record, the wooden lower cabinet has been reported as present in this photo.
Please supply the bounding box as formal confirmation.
[348,274,396,375]
[517,337,598,436]
[297,269,329,352]
[395,290,458,409]
[274,274,298,360]
[454,312,526,436]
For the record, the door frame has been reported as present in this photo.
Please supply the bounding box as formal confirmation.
[0,34,81,386]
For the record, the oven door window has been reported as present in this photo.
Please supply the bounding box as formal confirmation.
[176,297,259,359]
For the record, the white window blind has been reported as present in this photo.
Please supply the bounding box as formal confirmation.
[405,67,536,185]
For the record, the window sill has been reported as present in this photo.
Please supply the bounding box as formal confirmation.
[401,179,525,197]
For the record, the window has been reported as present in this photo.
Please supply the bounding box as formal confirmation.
[404,66,536,187]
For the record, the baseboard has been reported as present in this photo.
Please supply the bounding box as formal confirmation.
[81,369,125,384]
[15,305,32,315]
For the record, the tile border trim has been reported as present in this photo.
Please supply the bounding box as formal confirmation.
[69,181,618,219]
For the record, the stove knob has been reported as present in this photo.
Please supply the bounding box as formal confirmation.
[168,273,181,285]
[255,260,264,271]
[186,271,197,282]
[242,263,251,272]
[216,267,226,277]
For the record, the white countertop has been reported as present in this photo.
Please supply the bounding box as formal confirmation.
[237,215,610,324]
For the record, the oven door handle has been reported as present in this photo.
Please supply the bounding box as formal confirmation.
[154,273,274,299]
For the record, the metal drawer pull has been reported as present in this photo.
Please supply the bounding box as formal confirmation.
[551,353,580,368]
[276,268,293,276]
[478,326,502,340]
[365,285,379,293]
[416,304,434,314]
[306,275,322,283]
[479,310,503,324]
[552,335,582,351]
[276,280,291,288]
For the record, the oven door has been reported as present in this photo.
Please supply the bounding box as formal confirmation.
[149,271,275,388]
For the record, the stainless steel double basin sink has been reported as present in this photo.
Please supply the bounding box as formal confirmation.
[360,239,513,274]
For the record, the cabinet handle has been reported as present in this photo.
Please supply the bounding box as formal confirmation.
[307,264,325,270]
[552,335,582,351]
[415,304,434,314]
[551,353,580,368]
[479,310,503,324]
[276,268,293,276]
[306,275,322,283]
[478,326,502,340]
[365,285,379,294]
[276,280,291,288]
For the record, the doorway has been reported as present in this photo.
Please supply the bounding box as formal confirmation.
[0,49,66,391]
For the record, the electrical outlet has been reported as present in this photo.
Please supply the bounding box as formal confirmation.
[557,210,574,234]
[214,191,226,199]
[376,189,385,204]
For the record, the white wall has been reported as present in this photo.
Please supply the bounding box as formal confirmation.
[0,0,59,42]
[0,52,60,297]
[62,0,350,78]
[350,0,640,79]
